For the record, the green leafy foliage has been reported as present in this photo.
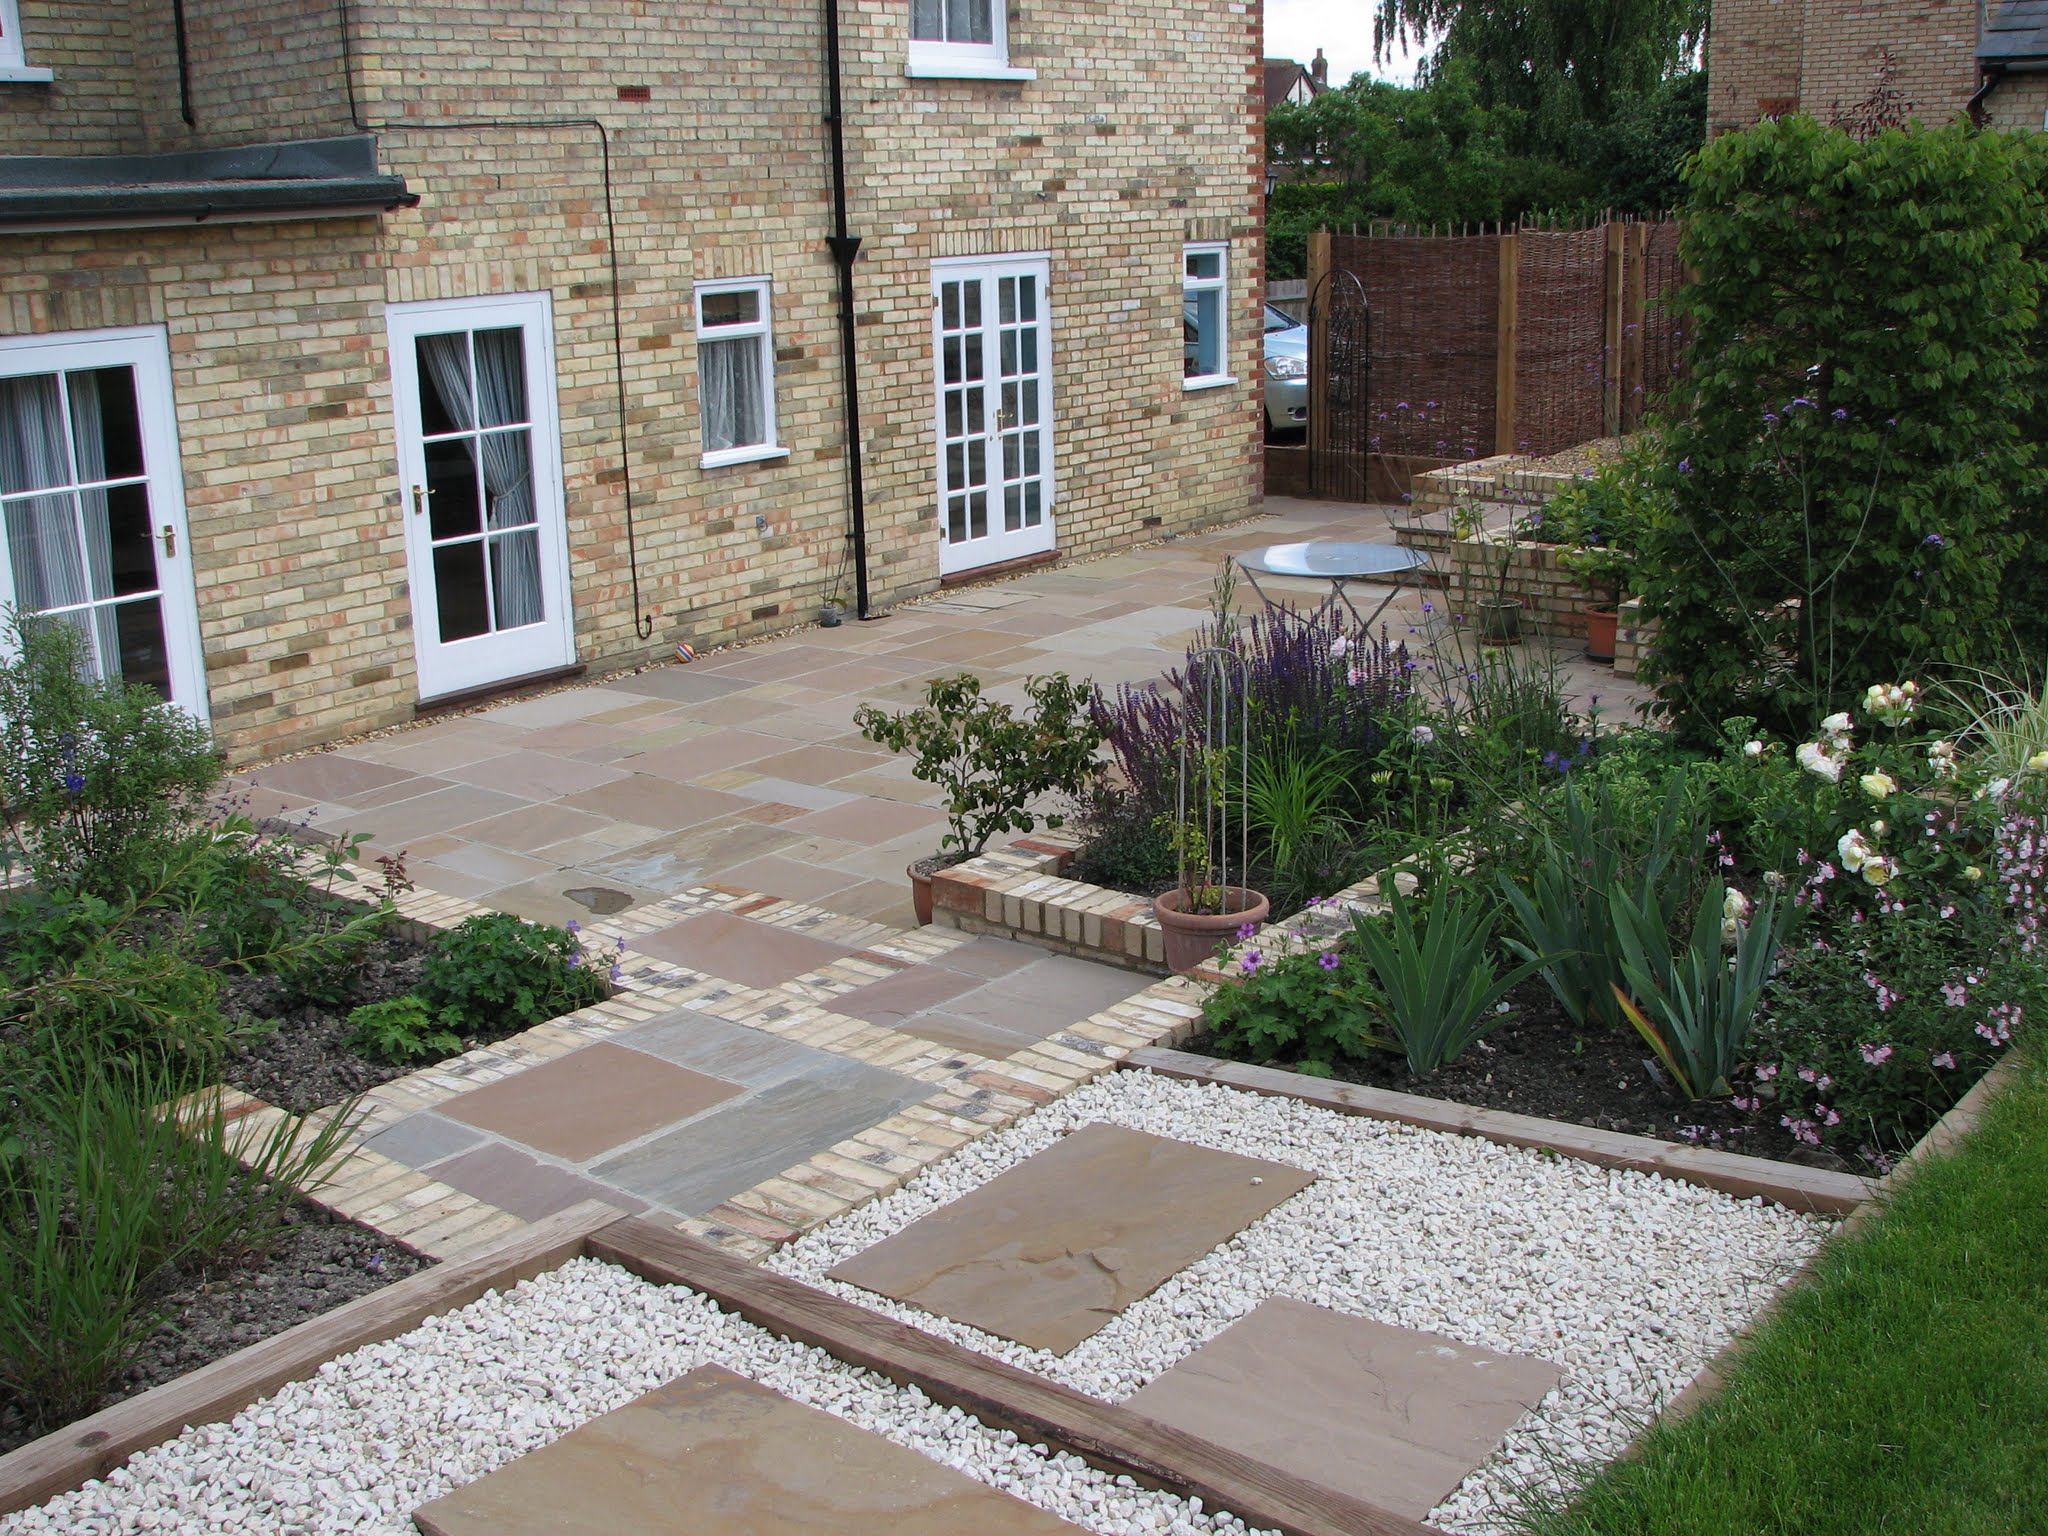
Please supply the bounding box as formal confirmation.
[1202,942,1382,1068]
[0,1035,360,1434]
[344,996,460,1065]
[1643,117,2048,740]
[1612,882,1796,1100]
[1346,873,1542,1075]
[854,672,1103,861]
[1531,441,1665,605]
[0,611,223,895]
[416,913,607,1041]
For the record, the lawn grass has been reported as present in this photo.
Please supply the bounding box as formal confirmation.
[1518,1050,2048,1536]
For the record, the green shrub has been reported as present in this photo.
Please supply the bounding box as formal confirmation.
[345,995,460,1065]
[1201,937,1381,1070]
[1347,873,1541,1076]
[1644,117,2048,740]
[0,1036,359,1433]
[195,824,401,1009]
[417,913,607,1039]
[0,611,222,894]
[855,672,1103,861]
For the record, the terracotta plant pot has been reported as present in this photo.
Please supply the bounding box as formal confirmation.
[1584,605,1618,663]
[1153,886,1271,976]
[1476,598,1523,646]
[907,856,940,926]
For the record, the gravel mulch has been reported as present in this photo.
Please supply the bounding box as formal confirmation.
[0,1207,428,1459]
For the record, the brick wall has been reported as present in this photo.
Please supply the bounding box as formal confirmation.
[0,0,1263,760]
[0,0,142,151]
[1709,0,2001,136]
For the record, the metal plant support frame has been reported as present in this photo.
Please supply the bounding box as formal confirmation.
[1307,268,1371,502]
[1176,645,1251,912]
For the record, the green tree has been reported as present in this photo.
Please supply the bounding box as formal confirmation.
[1576,69,1707,214]
[1374,0,1707,153]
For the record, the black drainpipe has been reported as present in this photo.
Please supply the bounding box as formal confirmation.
[1968,62,2006,126]
[171,0,197,127]
[824,0,876,620]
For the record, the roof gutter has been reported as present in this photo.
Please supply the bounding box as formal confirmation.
[1969,61,2007,125]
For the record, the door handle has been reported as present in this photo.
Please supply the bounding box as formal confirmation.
[411,485,432,517]
[159,524,176,558]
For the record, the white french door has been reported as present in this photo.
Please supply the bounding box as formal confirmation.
[933,257,1055,575]
[387,293,575,700]
[0,326,209,722]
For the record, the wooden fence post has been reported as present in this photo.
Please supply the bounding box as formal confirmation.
[1307,230,1332,465]
[1603,220,1626,438]
[1623,222,1650,433]
[1494,231,1519,457]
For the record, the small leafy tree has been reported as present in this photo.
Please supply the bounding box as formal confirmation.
[1641,117,2048,741]
[854,672,1103,863]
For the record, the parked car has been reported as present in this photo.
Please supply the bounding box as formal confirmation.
[1263,303,1307,436]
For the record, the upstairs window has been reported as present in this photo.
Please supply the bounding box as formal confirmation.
[908,0,1033,80]
[1182,244,1232,388]
[695,279,784,469]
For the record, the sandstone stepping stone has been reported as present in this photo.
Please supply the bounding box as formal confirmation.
[828,1123,1315,1353]
[1121,1295,1562,1521]
[438,1042,741,1162]
[411,1365,1083,1535]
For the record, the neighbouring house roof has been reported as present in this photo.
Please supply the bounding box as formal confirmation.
[1263,58,1313,113]
[1982,0,2048,63]
[0,135,417,233]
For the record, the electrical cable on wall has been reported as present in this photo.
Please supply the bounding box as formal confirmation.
[335,0,656,643]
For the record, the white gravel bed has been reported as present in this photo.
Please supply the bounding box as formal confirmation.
[770,1070,1833,1534]
[1,1258,1272,1536]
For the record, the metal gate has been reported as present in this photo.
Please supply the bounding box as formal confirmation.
[1307,269,1371,502]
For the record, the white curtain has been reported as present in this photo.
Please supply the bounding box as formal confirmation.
[911,0,943,40]
[68,372,123,671]
[0,371,121,676]
[417,331,543,632]
[700,336,765,453]
[949,0,992,43]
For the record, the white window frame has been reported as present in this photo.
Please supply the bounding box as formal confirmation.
[694,277,786,470]
[0,0,54,82]
[1182,242,1235,391]
[907,0,1035,82]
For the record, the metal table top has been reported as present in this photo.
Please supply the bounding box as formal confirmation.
[1235,540,1431,580]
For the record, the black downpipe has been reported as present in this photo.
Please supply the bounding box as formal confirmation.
[171,0,196,127]
[823,0,876,620]
[1968,63,2006,127]
[336,1,656,644]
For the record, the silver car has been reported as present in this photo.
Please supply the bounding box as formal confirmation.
[1263,303,1307,434]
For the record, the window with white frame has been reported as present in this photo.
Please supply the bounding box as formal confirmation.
[908,0,1032,79]
[694,279,782,468]
[1182,244,1231,387]
[0,0,51,77]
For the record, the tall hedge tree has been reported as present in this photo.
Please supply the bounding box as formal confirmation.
[1374,0,1708,153]
[1641,117,2048,740]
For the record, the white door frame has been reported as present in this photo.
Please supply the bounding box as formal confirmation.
[0,324,209,723]
[932,253,1056,576]
[386,291,576,701]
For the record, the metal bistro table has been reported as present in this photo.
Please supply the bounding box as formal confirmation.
[1232,540,1432,633]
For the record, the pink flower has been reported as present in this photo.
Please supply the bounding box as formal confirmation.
[1932,1051,1957,1070]
[1754,1062,1779,1081]
[1859,1043,1894,1066]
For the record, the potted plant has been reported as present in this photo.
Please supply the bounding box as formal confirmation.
[1152,812,1270,974]
[1560,538,1629,662]
[1451,501,1523,645]
[820,583,846,628]
[854,671,1102,925]
[1545,448,1655,662]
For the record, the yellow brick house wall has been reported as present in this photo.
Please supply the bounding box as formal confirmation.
[0,0,1263,762]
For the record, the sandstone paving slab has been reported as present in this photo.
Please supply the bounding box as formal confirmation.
[832,965,985,1029]
[424,1141,651,1221]
[828,1124,1316,1353]
[594,1061,931,1216]
[950,956,1151,1037]
[717,853,867,905]
[438,1042,743,1162]
[244,751,427,804]
[619,1010,852,1089]
[412,1365,1084,1535]
[359,1111,486,1168]
[1121,1295,1563,1521]
[633,909,858,989]
[446,749,631,801]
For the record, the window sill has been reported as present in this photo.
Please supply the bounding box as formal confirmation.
[905,61,1037,82]
[0,65,56,83]
[700,443,790,470]
[1183,375,1239,392]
